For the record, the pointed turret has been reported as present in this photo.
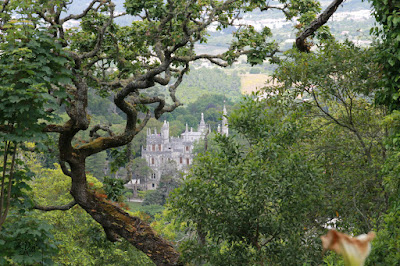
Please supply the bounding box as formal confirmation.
[222,105,228,136]
[184,123,189,140]
[198,113,207,134]
[161,120,169,143]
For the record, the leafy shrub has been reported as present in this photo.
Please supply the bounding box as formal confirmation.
[0,213,58,265]
[103,176,126,202]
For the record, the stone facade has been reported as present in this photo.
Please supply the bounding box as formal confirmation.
[141,107,228,190]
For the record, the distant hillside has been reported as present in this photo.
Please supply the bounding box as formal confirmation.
[176,67,242,104]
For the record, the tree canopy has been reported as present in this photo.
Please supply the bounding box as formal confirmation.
[0,0,322,264]
[1,0,400,265]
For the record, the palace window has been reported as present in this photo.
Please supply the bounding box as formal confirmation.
[152,183,155,188]
[185,146,189,152]
[186,158,190,165]
[152,173,156,179]
[151,158,155,165]
[158,144,161,151]
[152,144,155,151]
[180,157,183,164]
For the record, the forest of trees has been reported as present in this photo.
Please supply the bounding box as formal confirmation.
[1,0,400,265]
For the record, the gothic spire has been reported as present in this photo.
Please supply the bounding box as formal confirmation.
[198,113,207,134]
[222,104,228,136]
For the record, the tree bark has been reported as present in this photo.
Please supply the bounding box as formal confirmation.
[56,76,182,265]
[0,142,16,229]
[67,158,181,265]
[296,0,344,52]
[30,1,280,264]
[126,142,138,198]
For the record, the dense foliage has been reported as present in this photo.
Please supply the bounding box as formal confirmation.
[30,160,153,265]
[0,214,58,265]
[272,41,386,232]
[167,29,400,266]
[1,0,400,265]
[170,96,325,265]
[0,0,310,264]
[370,0,400,111]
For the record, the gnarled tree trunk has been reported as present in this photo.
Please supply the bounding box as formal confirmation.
[55,77,182,265]
[70,165,181,265]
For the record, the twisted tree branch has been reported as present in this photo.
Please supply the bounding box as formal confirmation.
[60,0,103,23]
[296,0,344,52]
[90,124,114,140]
[34,200,77,211]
